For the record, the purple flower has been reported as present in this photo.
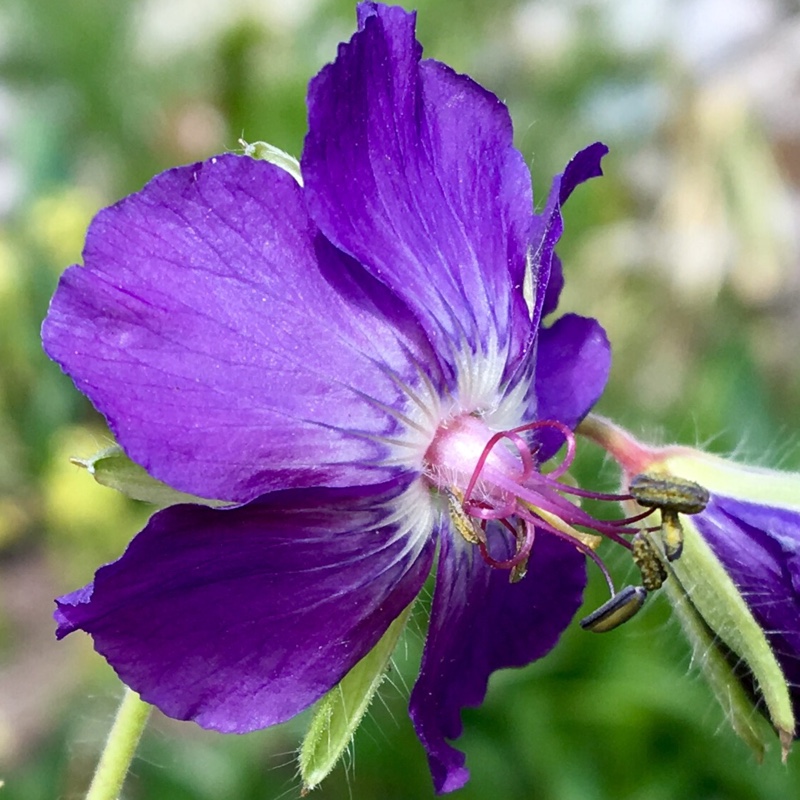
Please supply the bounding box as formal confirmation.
[43,3,611,793]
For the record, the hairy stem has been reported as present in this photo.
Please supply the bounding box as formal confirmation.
[85,688,152,800]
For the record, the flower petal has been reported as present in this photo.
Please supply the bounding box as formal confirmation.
[511,143,609,400]
[56,482,435,732]
[533,313,611,461]
[408,529,586,793]
[694,496,800,719]
[303,4,533,375]
[43,155,440,502]
[533,142,609,322]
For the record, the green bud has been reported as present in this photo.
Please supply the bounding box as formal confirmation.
[71,445,229,508]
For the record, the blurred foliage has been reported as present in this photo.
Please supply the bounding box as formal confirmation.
[1,0,799,798]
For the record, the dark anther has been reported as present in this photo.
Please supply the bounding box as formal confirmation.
[629,473,709,562]
[580,585,648,633]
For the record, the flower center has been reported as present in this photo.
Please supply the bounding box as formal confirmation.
[422,413,669,630]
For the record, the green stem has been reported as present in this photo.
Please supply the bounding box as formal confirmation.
[85,688,152,800]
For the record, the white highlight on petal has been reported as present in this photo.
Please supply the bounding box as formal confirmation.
[389,336,529,462]
[387,477,441,554]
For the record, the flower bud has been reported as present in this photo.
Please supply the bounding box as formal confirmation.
[580,415,800,760]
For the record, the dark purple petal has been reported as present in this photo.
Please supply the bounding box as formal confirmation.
[55,583,92,635]
[558,141,609,205]
[56,482,435,732]
[533,313,611,461]
[533,143,609,321]
[43,155,440,503]
[505,144,609,401]
[303,4,533,376]
[694,496,800,720]
[541,254,565,323]
[408,528,586,793]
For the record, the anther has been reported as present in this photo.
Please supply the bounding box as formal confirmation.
[660,510,684,561]
[632,534,668,590]
[509,519,530,584]
[629,473,709,514]
[580,585,648,633]
[445,488,485,545]
[629,473,709,562]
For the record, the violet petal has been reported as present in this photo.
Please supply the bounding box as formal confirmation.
[533,313,611,461]
[303,3,533,376]
[408,529,586,793]
[533,142,609,322]
[55,481,435,732]
[43,155,439,503]
[509,143,609,399]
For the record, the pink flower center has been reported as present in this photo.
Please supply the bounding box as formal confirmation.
[422,413,649,588]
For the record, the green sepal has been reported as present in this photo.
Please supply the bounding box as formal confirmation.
[239,139,303,185]
[648,515,795,752]
[299,603,414,793]
[576,416,797,755]
[71,445,229,508]
[661,452,799,752]
[664,451,800,510]
[662,567,770,759]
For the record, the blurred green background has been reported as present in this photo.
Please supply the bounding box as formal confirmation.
[2,0,799,798]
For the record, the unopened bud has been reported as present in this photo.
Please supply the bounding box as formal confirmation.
[579,415,800,760]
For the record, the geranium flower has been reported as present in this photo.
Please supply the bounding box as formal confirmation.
[580,415,800,758]
[44,3,614,793]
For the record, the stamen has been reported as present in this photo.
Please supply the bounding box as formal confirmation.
[463,421,640,547]
[529,505,603,551]
[628,473,710,515]
[445,488,485,545]
[629,472,710,562]
[509,506,616,595]
[580,586,648,633]
[607,507,659,527]
[632,534,668,591]
[489,471,636,547]
[537,476,633,503]
[478,518,535,572]
[660,510,684,561]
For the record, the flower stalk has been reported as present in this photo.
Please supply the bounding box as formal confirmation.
[85,688,151,800]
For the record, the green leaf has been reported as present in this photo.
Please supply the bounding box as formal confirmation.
[239,139,303,185]
[71,445,229,508]
[299,603,414,793]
